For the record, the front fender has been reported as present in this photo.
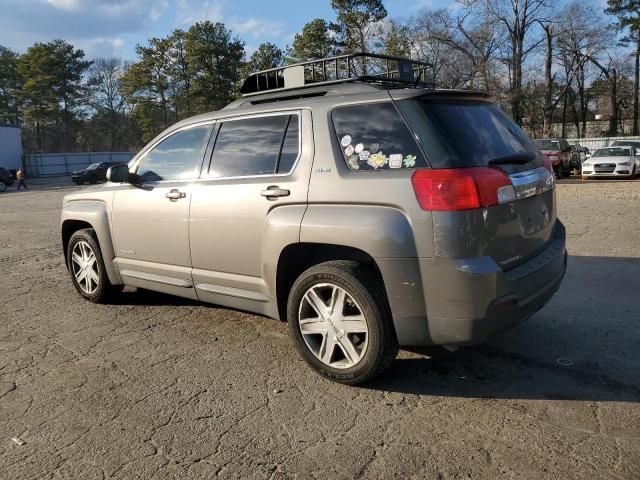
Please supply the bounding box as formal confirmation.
[61,200,122,285]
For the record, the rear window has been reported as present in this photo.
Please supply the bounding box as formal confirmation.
[397,99,536,168]
[534,140,560,150]
[332,102,427,170]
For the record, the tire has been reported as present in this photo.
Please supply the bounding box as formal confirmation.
[554,166,562,179]
[67,228,121,303]
[0,181,6,193]
[287,260,398,385]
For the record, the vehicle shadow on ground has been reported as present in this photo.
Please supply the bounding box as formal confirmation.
[367,255,640,402]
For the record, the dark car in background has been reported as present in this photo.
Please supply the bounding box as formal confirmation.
[534,138,572,177]
[0,167,14,193]
[71,162,126,185]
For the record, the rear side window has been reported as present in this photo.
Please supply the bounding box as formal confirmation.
[332,102,427,170]
[397,99,536,168]
[208,114,299,178]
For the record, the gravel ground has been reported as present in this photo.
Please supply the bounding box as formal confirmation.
[0,178,639,479]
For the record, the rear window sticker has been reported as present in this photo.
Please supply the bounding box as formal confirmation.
[347,154,360,169]
[389,154,403,169]
[341,135,352,147]
[368,153,388,169]
[403,155,416,168]
[354,143,364,154]
[359,150,371,161]
[370,143,380,154]
[344,144,355,157]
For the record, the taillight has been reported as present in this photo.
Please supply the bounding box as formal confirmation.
[542,157,553,172]
[411,167,515,211]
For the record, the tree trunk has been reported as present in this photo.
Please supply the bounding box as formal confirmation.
[609,68,618,137]
[542,25,553,137]
[561,92,567,138]
[634,34,639,136]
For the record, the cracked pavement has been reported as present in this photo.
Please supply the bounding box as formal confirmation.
[1,179,639,479]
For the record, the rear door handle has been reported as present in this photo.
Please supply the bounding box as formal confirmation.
[261,186,290,198]
[165,189,186,201]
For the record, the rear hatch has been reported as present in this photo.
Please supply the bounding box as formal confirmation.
[395,95,556,269]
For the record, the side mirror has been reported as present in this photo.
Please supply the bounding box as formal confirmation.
[106,164,131,183]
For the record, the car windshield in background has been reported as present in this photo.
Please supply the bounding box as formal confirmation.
[592,148,632,157]
[397,99,536,168]
[534,140,560,150]
[611,141,640,148]
[87,163,100,170]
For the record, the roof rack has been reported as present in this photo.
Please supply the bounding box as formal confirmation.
[239,52,433,96]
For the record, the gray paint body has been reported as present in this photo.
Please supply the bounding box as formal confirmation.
[61,84,566,347]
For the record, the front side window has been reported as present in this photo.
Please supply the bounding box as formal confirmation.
[136,124,211,182]
[208,114,300,178]
[332,102,427,171]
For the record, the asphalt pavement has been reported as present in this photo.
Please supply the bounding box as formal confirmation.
[0,178,638,479]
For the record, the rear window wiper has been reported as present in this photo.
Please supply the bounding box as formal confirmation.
[488,153,536,165]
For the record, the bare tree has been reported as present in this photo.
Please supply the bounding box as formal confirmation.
[478,0,551,124]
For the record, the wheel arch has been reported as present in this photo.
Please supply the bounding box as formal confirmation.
[275,242,387,322]
[61,201,122,285]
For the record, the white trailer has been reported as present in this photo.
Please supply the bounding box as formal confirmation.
[0,125,23,171]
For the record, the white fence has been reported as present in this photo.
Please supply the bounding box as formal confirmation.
[567,136,640,151]
[24,152,136,177]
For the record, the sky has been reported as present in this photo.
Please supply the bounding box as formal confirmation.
[0,0,457,59]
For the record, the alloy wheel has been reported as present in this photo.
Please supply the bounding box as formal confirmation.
[71,240,100,294]
[298,283,369,369]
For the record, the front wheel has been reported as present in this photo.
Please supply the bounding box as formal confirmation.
[0,181,6,193]
[67,228,121,303]
[287,261,398,385]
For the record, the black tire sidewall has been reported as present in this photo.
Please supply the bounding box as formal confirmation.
[67,229,111,303]
[287,263,393,384]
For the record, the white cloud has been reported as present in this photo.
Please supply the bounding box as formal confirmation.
[177,0,224,25]
[230,17,284,39]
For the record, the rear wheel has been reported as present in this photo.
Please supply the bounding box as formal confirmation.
[67,228,120,303]
[0,181,6,193]
[287,261,398,385]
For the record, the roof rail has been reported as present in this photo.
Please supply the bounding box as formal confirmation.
[239,52,433,96]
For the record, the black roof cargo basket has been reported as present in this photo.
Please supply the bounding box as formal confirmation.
[240,53,433,96]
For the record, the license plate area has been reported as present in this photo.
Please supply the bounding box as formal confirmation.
[516,194,551,235]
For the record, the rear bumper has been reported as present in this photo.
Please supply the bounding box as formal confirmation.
[382,221,567,347]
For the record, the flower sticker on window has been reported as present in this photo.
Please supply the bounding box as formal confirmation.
[370,143,380,154]
[403,155,417,168]
[354,143,364,154]
[368,152,388,169]
[341,135,352,147]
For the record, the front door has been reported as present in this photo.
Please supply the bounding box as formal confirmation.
[111,122,213,298]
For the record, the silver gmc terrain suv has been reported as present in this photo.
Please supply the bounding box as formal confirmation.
[61,54,566,384]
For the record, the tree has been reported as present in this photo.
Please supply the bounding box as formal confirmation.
[0,46,21,125]
[86,58,131,150]
[186,21,245,113]
[330,0,387,55]
[376,19,412,57]
[246,42,285,72]
[290,19,335,62]
[606,0,640,134]
[479,0,551,125]
[17,40,91,152]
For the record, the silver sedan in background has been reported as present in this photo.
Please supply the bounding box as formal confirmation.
[581,146,639,179]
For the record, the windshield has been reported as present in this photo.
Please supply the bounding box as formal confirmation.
[397,99,536,168]
[611,141,640,148]
[592,147,632,157]
[87,163,100,170]
[534,139,560,151]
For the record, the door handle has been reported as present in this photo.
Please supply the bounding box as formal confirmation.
[165,189,186,201]
[261,186,290,198]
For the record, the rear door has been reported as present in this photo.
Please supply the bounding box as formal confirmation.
[395,95,556,269]
[189,110,312,310]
